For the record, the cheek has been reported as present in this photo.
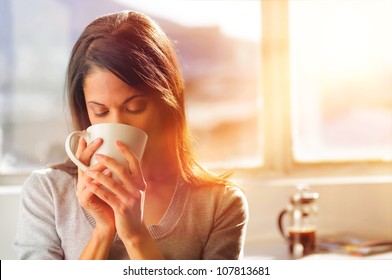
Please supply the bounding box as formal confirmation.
[141,113,163,136]
[123,111,156,137]
[141,109,170,139]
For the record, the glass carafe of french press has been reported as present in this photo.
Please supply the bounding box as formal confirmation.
[278,184,319,258]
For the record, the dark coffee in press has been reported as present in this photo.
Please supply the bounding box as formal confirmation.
[288,228,316,255]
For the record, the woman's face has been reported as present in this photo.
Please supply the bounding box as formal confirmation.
[83,68,171,153]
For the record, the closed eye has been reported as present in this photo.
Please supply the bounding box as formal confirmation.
[124,97,148,114]
[86,94,148,117]
[94,111,109,117]
[86,102,109,118]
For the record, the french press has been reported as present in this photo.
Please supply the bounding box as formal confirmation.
[278,184,319,258]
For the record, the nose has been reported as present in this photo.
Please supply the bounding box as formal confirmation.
[108,110,128,125]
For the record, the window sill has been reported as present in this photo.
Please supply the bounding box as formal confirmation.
[211,161,392,185]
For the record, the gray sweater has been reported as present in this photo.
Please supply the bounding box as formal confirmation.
[13,168,248,259]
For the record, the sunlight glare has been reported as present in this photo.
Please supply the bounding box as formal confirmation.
[115,0,261,42]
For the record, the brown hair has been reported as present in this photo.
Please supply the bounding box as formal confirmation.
[56,10,232,186]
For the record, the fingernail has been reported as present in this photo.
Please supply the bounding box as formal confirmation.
[115,141,124,147]
[86,170,96,178]
[103,169,111,176]
[92,138,102,145]
[95,154,104,160]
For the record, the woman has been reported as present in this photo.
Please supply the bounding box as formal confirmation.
[13,10,248,260]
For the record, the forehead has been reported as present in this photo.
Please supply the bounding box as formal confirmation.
[83,68,141,102]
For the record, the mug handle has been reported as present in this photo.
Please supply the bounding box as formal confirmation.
[65,131,90,171]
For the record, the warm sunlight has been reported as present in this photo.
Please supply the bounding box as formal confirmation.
[295,1,392,79]
[115,0,261,42]
[290,0,392,161]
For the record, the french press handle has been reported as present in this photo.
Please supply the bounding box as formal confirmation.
[278,209,289,240]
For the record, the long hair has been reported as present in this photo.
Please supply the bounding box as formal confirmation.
[56,11,232,187]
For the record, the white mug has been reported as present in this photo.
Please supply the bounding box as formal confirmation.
[65,123,148,171]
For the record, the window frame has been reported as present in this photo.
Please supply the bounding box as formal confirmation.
[229,0,391,180]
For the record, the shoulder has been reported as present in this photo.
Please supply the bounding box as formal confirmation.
[188,183,248,220]
[219,184,248,220]
[31,167,74,180]
[25,168,74,187]
[22,168,75,198]
[190,182,247,203]
[15,168,75,259]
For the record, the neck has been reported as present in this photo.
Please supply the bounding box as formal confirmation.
[141,144,179,187]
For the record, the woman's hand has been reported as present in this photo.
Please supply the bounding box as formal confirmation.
[85,141,146,240]
[85,141,164,259]
[75,137,115,234]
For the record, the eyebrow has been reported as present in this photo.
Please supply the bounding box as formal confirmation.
[87,95,145,106]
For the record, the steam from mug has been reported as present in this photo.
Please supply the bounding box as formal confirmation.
[65,123,148,171]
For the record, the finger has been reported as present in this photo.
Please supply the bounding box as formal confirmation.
[88,163,112,185]
[79,137,103,166]
[75,137,87,158]
[85,169,140,199]
[85,180,123,209]
[77,182,95,207]
[77,162,110,195]
[76,137,87,180]
[89,162,109,172]
[115,141,146,190]
[93,153,145,194]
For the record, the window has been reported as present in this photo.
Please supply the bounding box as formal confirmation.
[1,0,390,180]
[259,0,391,177]
[290,0,392,162]
[0,0,261,174]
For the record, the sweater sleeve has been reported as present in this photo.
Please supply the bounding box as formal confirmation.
[13,171,64,259]
[202,185,249,260]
